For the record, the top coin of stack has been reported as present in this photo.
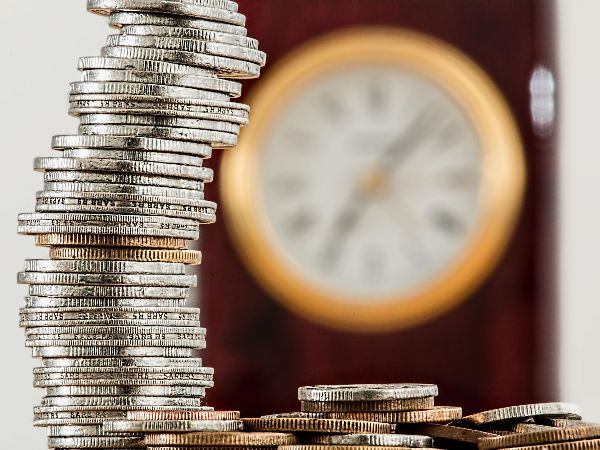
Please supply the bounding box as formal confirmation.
[16,1,265,449]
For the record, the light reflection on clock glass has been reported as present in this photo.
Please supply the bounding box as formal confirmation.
[260,65,483,303]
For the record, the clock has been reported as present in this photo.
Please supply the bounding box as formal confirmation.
[220,28,526,332]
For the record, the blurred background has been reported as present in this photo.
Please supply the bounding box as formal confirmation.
[0,0,598,447]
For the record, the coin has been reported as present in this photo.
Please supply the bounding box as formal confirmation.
[298,385,439,402]
[324,407,462,424]
[80,69,242,97]
[23,259,186,274]
[303,433,434,448]
[243,417,394,434]
[35,157,215,181]
[48,435,145,448]
[33,346,194,358]
[478,423,600,449]
[18,272,197,287]
[103,419,243,433]
[45,385,206,397]
[127,410,240,421]
[88,0,246,26]
[41,356,203,368]
[395,423,497,445]
[108,12,248,36]
[41,395,204,408]
[36,234,189,249]
[52,134,212,157]
[61,148,207,166]
[48,247,202,264]
[144,431,298,447]
[457,403,583,427]
[300,398,435,413]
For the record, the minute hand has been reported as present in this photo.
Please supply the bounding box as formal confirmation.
[376,107,433,174]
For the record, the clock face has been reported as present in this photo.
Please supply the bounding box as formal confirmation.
[261,66,482,301]
[221,28,525,332]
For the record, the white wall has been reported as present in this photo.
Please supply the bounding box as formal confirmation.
[558,0,600,421]
[0,1,595,448]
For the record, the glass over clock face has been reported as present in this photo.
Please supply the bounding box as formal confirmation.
[221,29,524,332]
[260,66,482,301]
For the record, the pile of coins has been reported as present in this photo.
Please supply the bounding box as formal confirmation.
[89,383,597,450]
[17,0,264,449]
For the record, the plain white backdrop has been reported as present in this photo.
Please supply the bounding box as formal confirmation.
[0,1,596,447]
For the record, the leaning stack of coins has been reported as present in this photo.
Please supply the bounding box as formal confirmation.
[17,1,264,449]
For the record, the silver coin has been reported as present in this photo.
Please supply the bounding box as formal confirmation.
[37,190,215,211]
[18,213,199,240]
[47,424,141,437]
[44,182,205,201]
[304,434,434,448]
[78,56,216,77]
[47,435,145,448]
[71,81,230,101]
[457,403,583,426]
[35,407,211,426]
[69,99,249,125]
[61,149,206,166]
[18,272,197,287]
[35,157,214,181]
[103,419,243,433]
[43,172,205,190]
[23,259,186,274]
[35,201,215,222]
[108,12,248,36]
[88,0,246,26]
[298,384,439,402]
[102,46,259,79]
[121,25,258,49]
[34,377,213,388]
[21,318,201,328]
[25,296,187,309]
[41,356,202,368]
[79,123,238,146]
[52,134,212,157]
[43,396,203,409]
[27,324,206,338]
[78,114,241,134]
[32,346,194,358]
[106,35,266,65]
[27,285,190,298]
[81,69,242,97]
[45,384,207,397]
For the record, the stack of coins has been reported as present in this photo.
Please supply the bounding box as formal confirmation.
[241,384,449,450]
[17,1,264,449]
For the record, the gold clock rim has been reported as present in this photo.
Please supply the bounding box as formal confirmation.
[220,27,526,333]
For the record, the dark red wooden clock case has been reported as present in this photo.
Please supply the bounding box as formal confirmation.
[200,0,558,416]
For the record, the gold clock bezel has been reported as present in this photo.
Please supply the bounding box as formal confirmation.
[220,27,526,333]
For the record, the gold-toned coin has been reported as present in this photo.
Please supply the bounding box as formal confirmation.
[301,398,435,413]
[493,439,600,450]
[37,233,188,249]
[145,431,298,447]
[128,410,240,421]
[396,423,497,445]
[243,417,393,434]
[479,423,600,449]
[50,247,202,265]
[325,406,462,424]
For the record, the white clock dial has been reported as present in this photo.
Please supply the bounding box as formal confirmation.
[260,66,482,303]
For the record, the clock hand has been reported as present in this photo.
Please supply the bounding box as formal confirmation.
[319,106,434,271]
